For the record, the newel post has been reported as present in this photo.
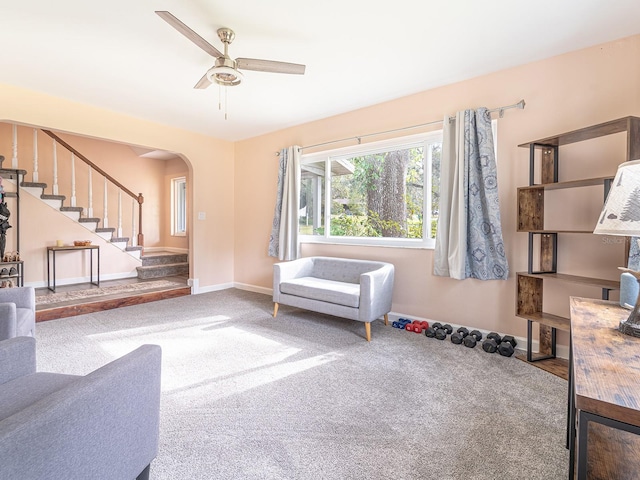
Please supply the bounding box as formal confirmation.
[137,193,144,248]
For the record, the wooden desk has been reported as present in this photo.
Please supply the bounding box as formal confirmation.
[46,245,100,292]
[568,297,640,479]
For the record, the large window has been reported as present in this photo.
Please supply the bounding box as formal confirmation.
[300,132,442,248]
[171,176,187,236]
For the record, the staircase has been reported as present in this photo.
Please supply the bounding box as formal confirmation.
[20,178,144,260]
[137,252,189,279]
[0,146,189,280]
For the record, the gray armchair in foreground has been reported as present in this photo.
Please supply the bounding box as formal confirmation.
[0,337,161,480]
[0,286,35,340]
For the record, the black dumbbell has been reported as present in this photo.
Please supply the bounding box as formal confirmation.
[497,335,518,357]
[482,332,502,353]
[442,324,453,334]
[432,322,443,331]
[435,328,447,340]
[463,330,483,348]
[450,327,469,345]
[425,327,436,338]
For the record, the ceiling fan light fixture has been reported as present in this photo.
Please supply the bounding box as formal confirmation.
[206,66,243,86]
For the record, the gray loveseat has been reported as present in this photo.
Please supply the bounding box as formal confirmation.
[0,337,161,480]
[273,256,395,341]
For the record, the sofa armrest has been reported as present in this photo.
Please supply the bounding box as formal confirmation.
[0,303,17,341]
[359,264,395,322]
[0,287,35,311]
[0,344,162,480]
[273,257,314,302]
[0,336,36,385]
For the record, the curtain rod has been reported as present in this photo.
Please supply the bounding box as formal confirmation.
[276,99,525,155]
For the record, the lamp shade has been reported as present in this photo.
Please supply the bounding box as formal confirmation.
[594,159,640,236]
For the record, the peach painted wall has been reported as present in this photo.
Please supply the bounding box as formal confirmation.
[234,34,640,343]
[0,84,235,288]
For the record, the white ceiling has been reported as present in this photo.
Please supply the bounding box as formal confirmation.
[2,0,640,142]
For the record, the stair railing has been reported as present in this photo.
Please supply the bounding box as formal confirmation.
[40,129,145,247]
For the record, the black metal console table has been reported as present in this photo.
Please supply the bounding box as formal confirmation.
[46,245,100,292]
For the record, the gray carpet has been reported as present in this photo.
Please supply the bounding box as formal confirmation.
[34,289,569,479]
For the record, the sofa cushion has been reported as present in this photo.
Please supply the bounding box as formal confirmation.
[280,277,360,308]
[312,257,382,283]
[0,372,80,420]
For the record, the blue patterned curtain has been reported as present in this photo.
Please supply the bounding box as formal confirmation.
[434,108,509,280]
[268,146,301,261]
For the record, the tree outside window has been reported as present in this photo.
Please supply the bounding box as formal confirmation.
[300,132,442,248]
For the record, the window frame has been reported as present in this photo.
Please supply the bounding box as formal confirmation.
[171,176,187,237]
[299,131,442,249]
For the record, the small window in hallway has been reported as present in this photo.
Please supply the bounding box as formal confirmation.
[172,176,187,236]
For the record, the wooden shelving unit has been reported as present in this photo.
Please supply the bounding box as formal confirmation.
[0,166,25,287]
[516,116,640,374]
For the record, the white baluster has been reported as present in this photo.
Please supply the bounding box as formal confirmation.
[32,129,39,182]
[117,190,123,237]
[103,177,109,228]
[11,125,18,169]
[87,168,93,218]
[52,140,59,195]
[70,154,77,207]
[131,198,137,246]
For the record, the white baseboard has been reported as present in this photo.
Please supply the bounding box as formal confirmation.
[192,282,235,295]
[234,283,272,296]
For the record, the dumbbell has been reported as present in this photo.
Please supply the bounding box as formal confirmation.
[408,320,429,334]
[392,318,412,329]
[435,328,448,340]
[425,327,436,338]
[451,327,469,345]
[482,332,502,353]
[498,335,518,357]
[463,330,483,348]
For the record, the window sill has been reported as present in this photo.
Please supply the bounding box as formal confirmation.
[300,237,435,250]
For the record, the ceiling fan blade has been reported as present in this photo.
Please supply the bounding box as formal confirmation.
[236,58,306,75]
[194,73,211,89]
[155,11,223,58]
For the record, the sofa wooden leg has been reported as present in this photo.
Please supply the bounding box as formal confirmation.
[273,303,279,317]
[365,322,371,342]
[384,314,389,326]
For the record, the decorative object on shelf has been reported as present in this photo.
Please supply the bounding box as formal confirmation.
[621,271,640,309]
[593,159,640,336]
[73,240,92,246]
[56,239,64,247]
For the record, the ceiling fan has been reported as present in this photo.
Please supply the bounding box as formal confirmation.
[155,11,306,88]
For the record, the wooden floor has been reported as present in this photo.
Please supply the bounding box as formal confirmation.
[35,275,191,322]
